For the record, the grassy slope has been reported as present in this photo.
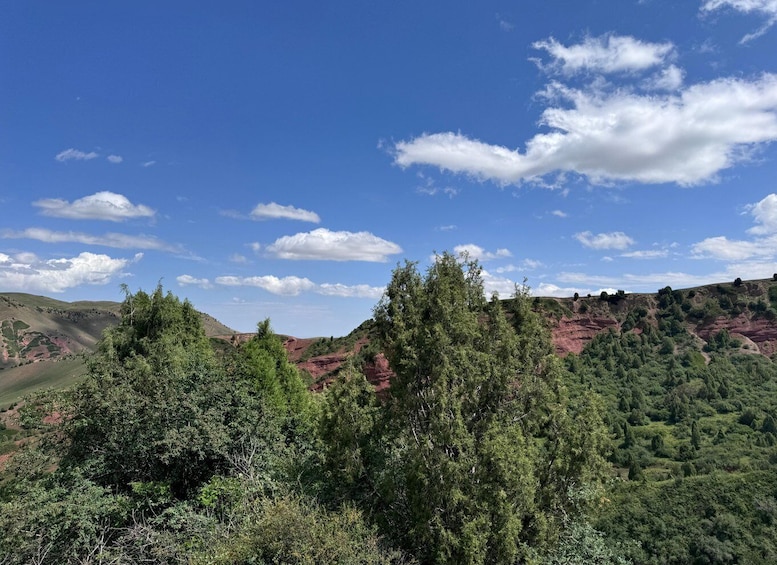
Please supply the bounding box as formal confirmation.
[0,293,235,406]
[0,357,87,408]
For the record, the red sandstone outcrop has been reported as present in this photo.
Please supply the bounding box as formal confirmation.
[550,316,620,356]
[694,314,777,357]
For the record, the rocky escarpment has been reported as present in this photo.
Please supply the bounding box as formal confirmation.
[693,314,777,357]
[550,315,622,356]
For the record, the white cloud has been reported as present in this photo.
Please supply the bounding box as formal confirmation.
[481,269,519,298]
[645,64,685,91]
[55,148,98,162]
[747,193,777,234]
[452,244,512,262]
[176,275,213,289]
[575,231,635,250]
[551,210,568,218]
[702,0,777,42]
[229,253,248,264]
[266,228,402,262]
[106,155,123,164]
[0,251,136,293]
[691,235,777,260]
[534,282,590,297]
[33,191,156,222]
[495,259,545,273]
[394,73,777,187]
[620,249,669,259]
[692,193,777,260]
[141,160,156,168]
[251,202,321,223]
[317,283,385,299]
[2,227,182,252]
[249,242,262,253]
[215,275,316,296]
[532,34,675,75]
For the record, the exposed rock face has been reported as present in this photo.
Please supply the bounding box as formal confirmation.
[363,353,393,393]
[694,314,777,357]
[550,316,620,356]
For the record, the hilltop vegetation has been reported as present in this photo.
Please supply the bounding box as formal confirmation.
[2,272,777,562]
[0,292,235,407]
[0,260,614,564]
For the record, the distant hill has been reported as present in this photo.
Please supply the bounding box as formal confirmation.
[4,276,777,405]
[0,293,235,406]
[282,276,777,390]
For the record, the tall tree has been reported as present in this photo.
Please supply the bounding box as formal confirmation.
[373,253,607,564]
[63,285,273,496]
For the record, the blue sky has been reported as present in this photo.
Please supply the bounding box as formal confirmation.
[2,1,777,337]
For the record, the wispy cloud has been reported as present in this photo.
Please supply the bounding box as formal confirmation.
[452,244,512,261]
[106,155,123,164]
[2,227,182,253]
[251,202,321,223]
[0,251,139,293]
[532,34,675,74]
[575,231,635,250]
[551,210,568,218]
[266,228,402,262]
[33,191,156,222]
[495,259,545,273]
[200,274,386,300]
[701,0,777,42]
[176,275,213,289]
[55,148,98,162]
[215,275,316,296]
[141,160,156,168]
[620,249,669,259]
[317,283,385,299]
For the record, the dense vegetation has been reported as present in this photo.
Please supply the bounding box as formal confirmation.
[2,263,776,563]
[564,285,777,563]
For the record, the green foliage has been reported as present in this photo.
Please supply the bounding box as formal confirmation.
[202,494,410,564]
[372,253,608,564]
[238,318,314,426]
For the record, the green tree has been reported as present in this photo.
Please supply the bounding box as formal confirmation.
[237,318,314,429]
[372,253,608,564]
[63,285,282,497]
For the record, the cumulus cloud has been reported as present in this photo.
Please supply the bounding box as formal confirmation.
[0,251,136,293]
[251,202,321,223]
[575,231,635,250]
[2,227,181,252]
[317,283,386,299]
[394,73,777,187]
[452,244,512,261]
[106,155,123,164]
[702,0,777,42]
[691,236,775,260]
[532,34,675,75]
[692,193,777,260]
[266,228,402,262]
[33,191,156,222]
[176,275,213,289]
[215,275,316,296]
[747,193,777,234]
[480,269,521,298]
[55,148,98,162]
